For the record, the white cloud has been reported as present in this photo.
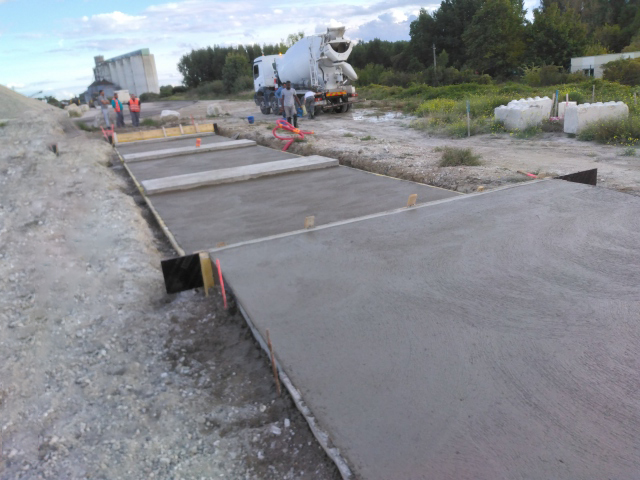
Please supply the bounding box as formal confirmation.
[6,82,24,89]
[78,11,147,33]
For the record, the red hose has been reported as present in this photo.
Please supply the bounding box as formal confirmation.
[272,119,314,151]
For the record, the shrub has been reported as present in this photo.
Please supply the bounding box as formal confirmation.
[416,98,457,116]
[438,147,482,166]
[76,121,97,131]
[159,85,173,97]
[236,75,254,91]
[140,92,160,102]
[192,80,225,98]
[602,58,640,86]
[539,66,564,86]
[577,118,640,146]
[621,146,636,156]
[540,118,563,132]
[67,110,81,118]
[172,85,187,94]
[360,135,374,141]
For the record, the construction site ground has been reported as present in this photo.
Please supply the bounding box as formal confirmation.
[0,88,341,479]
[169,99,640,196]
[2,86,639,480]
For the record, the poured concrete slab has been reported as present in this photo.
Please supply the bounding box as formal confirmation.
[148,167,458,252]
[124,145,299,182]
[116,134,226,155]
[122,139,256,162]
[142,156,339,195]
[215,180,640,480]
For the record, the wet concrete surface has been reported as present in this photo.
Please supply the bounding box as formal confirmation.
[215,180,640,480]
[116,134,226,155]
[125,145,298,182]
[149,167,457,252]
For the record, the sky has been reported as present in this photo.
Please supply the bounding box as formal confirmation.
[0,0,540,99]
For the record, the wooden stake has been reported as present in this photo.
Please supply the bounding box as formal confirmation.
[406,194,418,207]
[179,124,184,134]
[592,84,595,103]
[162,126,167,138]
[199,252,215,297]
[550,92,556,118]
[304,215,315,229]
[266,329,281,396]
[466,100,471,137]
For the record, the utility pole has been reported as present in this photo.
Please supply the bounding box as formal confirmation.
[432,43,438,86]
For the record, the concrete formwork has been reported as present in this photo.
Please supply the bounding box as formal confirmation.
[115,134,226,155]
[125,145,299,182]
[214,180,640,480]
[147,167,457,252]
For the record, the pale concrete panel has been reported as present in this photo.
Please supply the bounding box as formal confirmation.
[122,139,256,162]
[143,54,160,93]
[216,180,640,480]
[142,156,339,194]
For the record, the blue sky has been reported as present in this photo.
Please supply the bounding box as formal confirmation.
[0,0,539,99]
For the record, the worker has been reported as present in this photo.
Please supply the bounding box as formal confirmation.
[304,91,315,120]
[127,94,141,127]
[111,93,125,128]
[280,81,301,128]
[97,90,110,127]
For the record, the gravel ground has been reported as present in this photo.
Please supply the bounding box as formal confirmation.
[0,108,341,479]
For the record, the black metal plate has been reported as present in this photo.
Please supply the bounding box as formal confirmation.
[556,168,597,186]
[161,253,203,294]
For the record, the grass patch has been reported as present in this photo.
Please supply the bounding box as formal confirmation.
[438,147,482,167]
[511,125,542,139]
[578,118,640,146]
[360,135,374,141]
[343,132,355,137]
[0,121,7,128]
[621,146,636,156]
[540,118,563,132]
[76,121,98,132]
[141,118,160,127]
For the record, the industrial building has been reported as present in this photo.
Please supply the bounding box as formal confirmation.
[89,48,159,99]
[571,51,640,78]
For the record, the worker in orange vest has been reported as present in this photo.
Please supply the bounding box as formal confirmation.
[127,94,141,127]
[111,93,125,128]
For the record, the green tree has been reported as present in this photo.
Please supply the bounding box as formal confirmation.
[409,9,436,68]
[431,0,484,68]
[528,4,588,68]
[222,53,251,93]
[285,32,304,47]
[462,0,527,77]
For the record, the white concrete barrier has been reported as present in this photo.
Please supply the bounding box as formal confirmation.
[557,101,577,118]
[563,102,629,134]
[494,96,553,130]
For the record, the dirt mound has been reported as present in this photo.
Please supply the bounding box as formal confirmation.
[0,84,63,119]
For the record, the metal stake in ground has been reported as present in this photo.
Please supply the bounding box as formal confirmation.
[266,329,282,396]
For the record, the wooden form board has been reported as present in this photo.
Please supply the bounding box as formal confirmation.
[116,123,216,144]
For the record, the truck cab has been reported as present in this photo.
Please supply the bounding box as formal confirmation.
[253,55,281,114]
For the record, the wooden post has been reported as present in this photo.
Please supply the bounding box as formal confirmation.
[407,194,418,207]
[162,126,167,138]
[266,329,281,396]
[550,92,556,118]
[432,43,438,87]
[198,252,215,297]
[466,100,471,137]
[592,84,595,103]
[179,124,184,135]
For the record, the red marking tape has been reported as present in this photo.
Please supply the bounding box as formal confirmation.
[215,258,227,309]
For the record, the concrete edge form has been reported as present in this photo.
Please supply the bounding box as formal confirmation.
[206,179,547,254]
[122,139,257,162]
[233,300,353,480]
[141,156,339,195]
[115,150,187,256]
[118,132,216,146]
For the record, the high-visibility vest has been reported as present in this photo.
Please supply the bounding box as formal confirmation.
[112,99,121,113]
[129,98,140,112]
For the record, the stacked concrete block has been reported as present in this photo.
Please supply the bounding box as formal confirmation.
[557,101,577,118]
[563,102,629,134]
[494,97,553,130]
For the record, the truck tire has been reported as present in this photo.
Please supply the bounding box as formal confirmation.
[260,98,271,115]
[333,104,346,113]
[271,97,280,115]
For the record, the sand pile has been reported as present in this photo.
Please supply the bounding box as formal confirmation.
[0,84,64,119]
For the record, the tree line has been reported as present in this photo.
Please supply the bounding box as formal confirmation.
[177,0,640,90]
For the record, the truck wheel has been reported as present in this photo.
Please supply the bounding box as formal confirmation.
[260,99,271,115]
[271,97,280,115]
[333,104,346,113]
[345,103,352,112]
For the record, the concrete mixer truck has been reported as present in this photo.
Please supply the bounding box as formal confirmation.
[253,26,359,116]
